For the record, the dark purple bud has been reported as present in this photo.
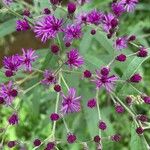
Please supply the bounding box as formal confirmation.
[83,70,92,78]
[65,42,71,48]
[47,142,55,149]
[111,18,118,28]
[137,114,148,122]
[54,84,61,92]
[128,35,136,41]
[100,67,110,76]
[11,89,18,97]
[51,44,60,54]
[33,139,41,147]
[67,133,76,144]
[5,70,14,77]
[98,121,107,130]
[94,135,101,143]
[143,96,150,104]
[50,113,60,121]
[115,105,124,113]
[50,0,59,5]
[116,54,126,62]
[8,113,18,125]
[7,141,17,148]
[107,33,112,39]
[23,9,30,17]
[91,29,96,35]
[136,127,144,135]
[44,8,51,15]
[125,96,132,106]
[67,2,76,14]
[82,16,87,22]
[111,134,121,142]
[87,98,96,108]
[137,47,148,58]
[0,97,5,104]
[129,74,142,83]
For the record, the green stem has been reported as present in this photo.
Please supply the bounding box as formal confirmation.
[23,81,40,94]
[62,117,70,133]
[52,74,61,138]
[129,84,143,95]
[61,75,69,90]
[96,90,102,148]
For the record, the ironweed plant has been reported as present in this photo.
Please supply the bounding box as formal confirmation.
[0,0,150,149]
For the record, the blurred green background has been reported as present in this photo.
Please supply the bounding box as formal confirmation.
[0,0,150,149]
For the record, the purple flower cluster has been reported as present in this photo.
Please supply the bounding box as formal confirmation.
[1,0,149,149]
[3,48,37,76]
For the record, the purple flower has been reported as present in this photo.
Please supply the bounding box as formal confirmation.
[34,15,63,43]
[8,113,18,125]
[111,2,125,16]
[93,68,118,92]
[75,12,88,24]
[67,49,84,68]
[41,70,56,86]
[19,48,38,71]
[102,13,116,33]
[16,19,30,31]
[87,9,103,25]
[2,0,13,5]
[120,0,138,12]
[0,81,17,106]
[63,24,82,43]
[61,88,81,114]
[115,36,128,50]
[3,54,21,74]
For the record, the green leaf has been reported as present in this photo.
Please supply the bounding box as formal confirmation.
[94,31,114,54]
[0,18,16,38]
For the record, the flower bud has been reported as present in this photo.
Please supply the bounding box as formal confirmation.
[67,133,77,143]
[67,2,76,14]
[116,54,126,62]
[129,74,142,83]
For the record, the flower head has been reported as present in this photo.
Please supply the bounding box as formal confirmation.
[0,81,17,106]
[61,88,81,114]
[87,9,103,25]
[67,49,84,68]
[115,36,128,50]
[63,24,82,43]
[120,0,138,12]
[75,12,88,24]
[41,70,56,86]
[34,15,63,43]
[16,19,30,31]
[19,48,38,71]
[93,68,118,92]
[2,0,13,5]
[102,13,116,33]
[111,2,125,16]
[3,54,21,75]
